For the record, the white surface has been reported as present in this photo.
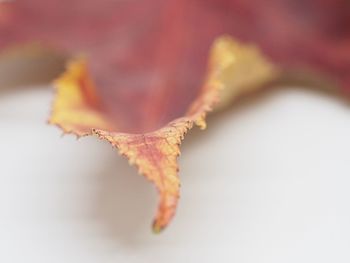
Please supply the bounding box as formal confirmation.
[0,86,350,262]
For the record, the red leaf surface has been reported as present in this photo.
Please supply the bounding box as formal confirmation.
[0,0,349,231]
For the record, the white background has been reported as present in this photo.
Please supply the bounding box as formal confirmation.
[0,85,350,262]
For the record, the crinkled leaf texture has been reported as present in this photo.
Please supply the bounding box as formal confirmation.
[0,0,349,231]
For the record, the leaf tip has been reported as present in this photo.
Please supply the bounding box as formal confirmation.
[152,221,165,234]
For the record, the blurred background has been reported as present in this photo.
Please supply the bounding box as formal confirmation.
[1,71,350,263]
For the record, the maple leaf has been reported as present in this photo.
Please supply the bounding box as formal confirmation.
[0,0,349,232]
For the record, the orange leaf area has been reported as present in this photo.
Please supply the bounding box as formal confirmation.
[50,37,270,231]
[51,58,191,232]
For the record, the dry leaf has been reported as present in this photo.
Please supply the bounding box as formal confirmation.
[0,0,349,232]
